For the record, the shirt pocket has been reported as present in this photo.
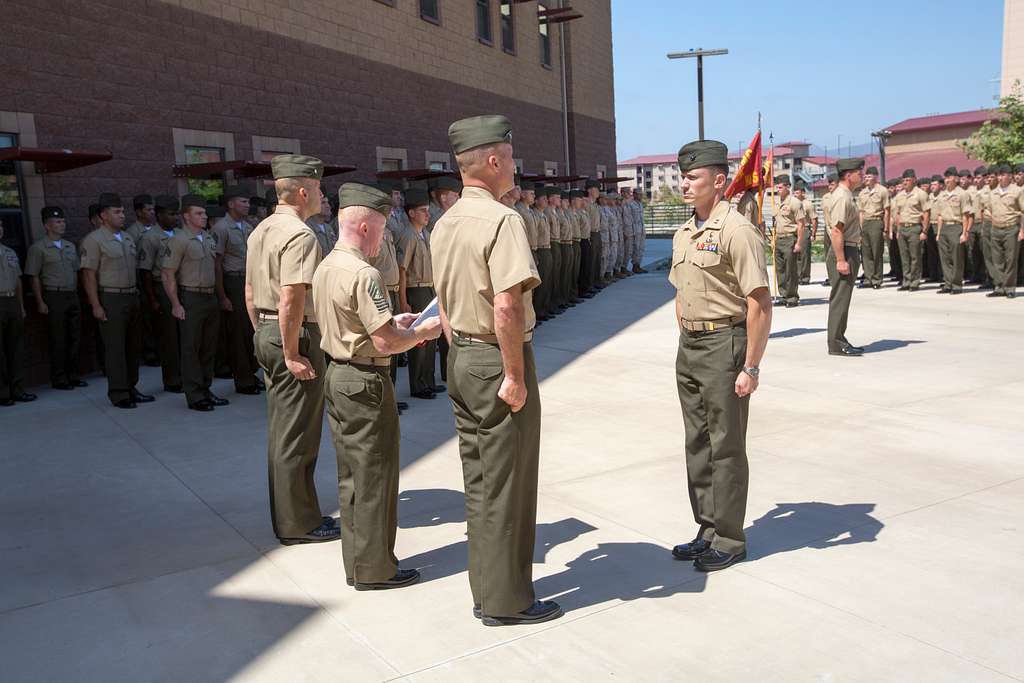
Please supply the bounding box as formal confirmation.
[691,250,722,269]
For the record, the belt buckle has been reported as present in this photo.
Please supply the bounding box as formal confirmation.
[706,322,717,331]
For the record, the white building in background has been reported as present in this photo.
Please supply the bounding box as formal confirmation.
[1003,0,1023,96]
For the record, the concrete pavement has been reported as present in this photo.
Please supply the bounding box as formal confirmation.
[1,261,1022,682]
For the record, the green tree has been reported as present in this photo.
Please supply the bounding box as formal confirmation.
[959,81,1024,164]
[654,185,683,205]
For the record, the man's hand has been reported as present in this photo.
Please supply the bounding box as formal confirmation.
[793,242,802,253]
[498,375,527,413]
[735,370,759,398]
[393,312,418,330]
[172,304,186,320]
[219,296,233,312]
[285,355,317,381]
[417,316,442,340]
[959,231,969,244]
[919,232,927,242]
[37,301,49,315]
[836,260,851,276]
[92,304,107,322]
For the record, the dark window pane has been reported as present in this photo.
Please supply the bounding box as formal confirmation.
[500,1,514,52]
[538,4,551,66]
[476,0,492,43]
[420,0,439,21]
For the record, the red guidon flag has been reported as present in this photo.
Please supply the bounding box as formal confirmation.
[725,130,762,200]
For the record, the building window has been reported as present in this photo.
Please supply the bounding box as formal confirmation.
[596,166,606,179]
[544,161,558,176]
[376,146,408,173]
[425,151,451,172]
[0,133,29,260]
[184,145,225,201]
[514,158,524,174]
[500,1,515,54]
[380,158,403,172]
[538,3,552,67]
[420,0,440,24]
[476,0,493,44]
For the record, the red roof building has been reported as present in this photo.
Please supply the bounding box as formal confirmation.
[881,109,994,181]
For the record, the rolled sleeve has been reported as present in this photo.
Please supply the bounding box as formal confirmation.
[488,217,540,294]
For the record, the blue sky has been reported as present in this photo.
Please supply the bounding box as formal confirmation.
[611,0,1005,161]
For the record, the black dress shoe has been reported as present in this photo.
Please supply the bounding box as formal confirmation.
[254,379,266,391]
[396,401,409,410]
[279,521,341,546]
[829,346,863,357]
[353,568,421,591]
[322,516,337,528]
[130,390,155,403]
[1008,292,1017,299]
[215,371,233,380]
[113,398,137,409]
[411,390,436,400]
[872,284,881,290]
[236,386,261,395]
[937,287,949,294]
[71,379,89,388]
[784,301,798,308]
[189,400,215,412]
[429,384,446,394]
[671,538,711,561]
[164,384,183,393]
[986,291,1004,298]
[206,393,229,407]
[898,285,909,291]
[52,382,73,391]
[979,282,995,290]
[144,358,161,367]
[481,600,563,627]
[473,604,482,619]
[908,286,920,291]
[0,398,14,407]
[13,392,37,402]
[694,548,747,572]
[950,289,962,295]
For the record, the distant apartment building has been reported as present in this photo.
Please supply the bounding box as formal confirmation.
[1004,0,1023,96]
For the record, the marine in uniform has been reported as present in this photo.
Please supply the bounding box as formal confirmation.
[894,170,930,291]
[139,196,183,393]
[308,193,337,256]
[964,167,986,284]
[618,188,635,278]
[794,182,815,284]
[885,178,904,283]
[531,187,554,319]
[245,155,339,545]
[80,193,154,409]
[161,195,225,411]
[313,183,442,591]
[397,188,443,399]
[212,187,262,395]
[543,188,564,311]
[826,158,866,356]
[562,191,582,305]
[25,206,85,390]
[367,185,407,412]
[922,177,942,283]
[667,139,771,572]
[629,188,647,273]
[820,174,839,287]
[585,181,604,290]
[126,194,160,367]
[771,175,805,307]
[432,115,561,626]
[986,164,1024,298]
[934,167,973,294]
[856,166,890,289]
[572,190,594,298]
[0,223,35,406]
[427,176,461,235]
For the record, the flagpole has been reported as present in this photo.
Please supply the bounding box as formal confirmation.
[769,132,781,301]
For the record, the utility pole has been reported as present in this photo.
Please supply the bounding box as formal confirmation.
[667,48,728,140]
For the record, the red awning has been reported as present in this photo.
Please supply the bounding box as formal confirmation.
[375,168,458,181]
[0,147,112,173]
[172,159,356,179]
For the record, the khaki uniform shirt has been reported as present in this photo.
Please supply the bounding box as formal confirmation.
[0,245,21,294]
[559,208,573,243]
[801,198,816,229]
[245,206,322,317]
[398,226,433,286]
[935,187,971,224]
[368,227,400,289]
[126,221,156,247]
[820,190,834,229]
[577,208,591,239]
[79,228,138,289]
[586,202,602,235]
[735,190,759,226]
[965,185,979,218]
[895,188,930,226]
[212,215,252,274]
[533,207,551,248]
[313,242,393,362]
[25,238,79,289]
[544,207,561,242]
[828,185,862,246]
[977,186,992,222]
[515,202,538,249]
[989,184,1023,228]
[928,192,940,226]
[669,200,768,321]
[426,203,444,234]
[430,186,540,336]
[138,229,177,275]
[774,195,805,237]
[161,229,217,288]
[856,184,890,221]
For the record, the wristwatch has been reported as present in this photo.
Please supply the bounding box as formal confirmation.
[742,366,760,379]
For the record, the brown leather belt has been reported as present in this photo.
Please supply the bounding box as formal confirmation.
[329,355,390,368]
[680,315,745,333]
[387,285,399,293]
[100,287,137,294]
[181,286,215,294]
[454,330,534,344]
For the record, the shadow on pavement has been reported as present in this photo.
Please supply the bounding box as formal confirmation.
[398,488,466,528]
[862,339,926,354]
[769,327,825,339]
[745,502,884,561]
